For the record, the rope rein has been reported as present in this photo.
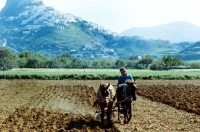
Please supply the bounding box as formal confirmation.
[117,84,134,104]
[116,96,132,104]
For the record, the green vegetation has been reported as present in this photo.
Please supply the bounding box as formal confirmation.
[1,47,199,80]
[178,41,200,61]
[151,55,185,70]
[190,62,200,69]
[0,20,181,59]
[0,69,200,80]
[105,36,179,59]
[0,47,194,71]
[0,47,18,70]
[0,47,157,70]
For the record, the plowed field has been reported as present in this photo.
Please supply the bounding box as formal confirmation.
[0,80,200,132]
[137,84,200,115]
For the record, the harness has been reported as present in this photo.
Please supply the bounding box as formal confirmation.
[117,85,132,104]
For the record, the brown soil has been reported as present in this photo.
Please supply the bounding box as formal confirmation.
[0,80,118,131]
[0,79,200,132]
[1,108,118,132]
[137,84,200,115]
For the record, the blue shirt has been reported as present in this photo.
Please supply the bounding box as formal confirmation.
[117,74,134,86]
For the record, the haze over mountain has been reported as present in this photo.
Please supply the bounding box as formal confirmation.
[122,22,200,43]
[0,0,182,59]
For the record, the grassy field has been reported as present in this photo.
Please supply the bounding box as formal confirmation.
[0,68,200,80]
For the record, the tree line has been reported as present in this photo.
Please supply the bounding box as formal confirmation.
[0,47,199,71]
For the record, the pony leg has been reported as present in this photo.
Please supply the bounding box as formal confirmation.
[105,102,113,127]
[107,102,113,122]
[118,103,120,120]
[116,89,121,121]
[122,103,127,124]
[129,101,132,116]
[127,101,132,123]
[100,103,104,125]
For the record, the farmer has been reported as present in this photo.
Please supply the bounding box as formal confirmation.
[117,67,134,86]
[116,67,137,102]
[109,67,134,100]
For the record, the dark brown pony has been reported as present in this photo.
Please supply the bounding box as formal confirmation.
[116,80,137,124]
[93,83,116,126]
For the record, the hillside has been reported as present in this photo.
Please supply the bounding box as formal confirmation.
[122,22,200,43]
[0,0,180,59]
[177,41,200,61]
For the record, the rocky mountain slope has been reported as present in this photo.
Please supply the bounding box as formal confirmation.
[0,0,179,59]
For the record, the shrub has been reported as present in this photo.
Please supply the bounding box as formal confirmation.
[191,62,200,69]
[150,63,164,70]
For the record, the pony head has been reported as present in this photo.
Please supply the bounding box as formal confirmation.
[126,80,137,90]
[99,83,110,97]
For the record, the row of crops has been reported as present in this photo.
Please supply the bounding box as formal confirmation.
[0,69,200,80]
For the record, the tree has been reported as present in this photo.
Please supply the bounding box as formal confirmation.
[78,59,90,68]
[25,54,49,68]
[191,62,200,69]
[57,57,71,68]
[17,58,27,68]
[126,60,137,68]
[172,57,185,67]
[0,47,16,70]
[48,58,63,68]
[163,55,173,68]
[136,55,154,69]
[150,60,165,70]
[135,63,146,69]
[60,52,71,58]
[163,55,185,69]
[71,58,88,68]
[91,60,101,68]
[19,51,32,58]
[100,60,113,68]
[115,59,126,68]
[140,55,154,67]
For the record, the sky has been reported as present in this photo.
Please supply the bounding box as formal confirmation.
[0,0,200,33]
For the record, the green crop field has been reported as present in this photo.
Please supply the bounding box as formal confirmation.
[0,68,200,80]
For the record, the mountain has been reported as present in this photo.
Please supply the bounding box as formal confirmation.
[177,41,200,61]
[0,0,43,16]
[0,0,179,59]
[122,22,200,43]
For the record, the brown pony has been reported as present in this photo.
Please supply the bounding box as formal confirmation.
[93,83,116,126]
[117,80,137,124]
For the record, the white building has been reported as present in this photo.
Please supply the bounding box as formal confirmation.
[6,16,15,21]
[46,23,54,27]
[138,56,142,60]
[14,28,19,31]
[25,25,41,30]
[23,31,31,35]
[46,6,54,10]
